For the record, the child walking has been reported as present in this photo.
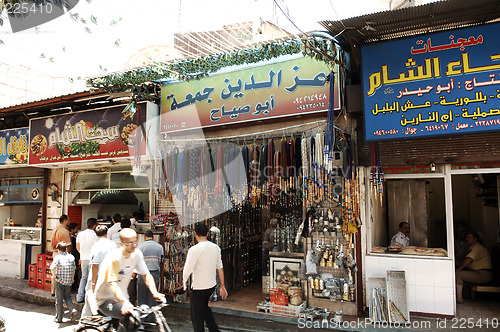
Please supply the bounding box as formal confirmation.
[50,241,77,323]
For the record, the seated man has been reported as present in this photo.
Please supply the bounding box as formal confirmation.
[390,222,411,248]
[455,232,493,303]
[94,228,165,331]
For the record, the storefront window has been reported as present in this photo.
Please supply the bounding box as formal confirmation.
[370,178,448,256]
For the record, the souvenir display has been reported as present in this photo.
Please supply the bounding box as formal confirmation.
[153,119,359,315]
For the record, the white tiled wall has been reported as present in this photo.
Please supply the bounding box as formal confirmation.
[365,255,455,316]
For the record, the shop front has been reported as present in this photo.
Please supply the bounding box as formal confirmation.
[359,21,500,318]
[27,101,160,249]
[0,127,45,279]
[154,54,363,317]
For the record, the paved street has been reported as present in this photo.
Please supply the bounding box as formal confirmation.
[0,296,201,332]
[0,296,270,332]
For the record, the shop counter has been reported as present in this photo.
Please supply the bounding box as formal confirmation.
[0,226,42,278]
[364,254,455,316]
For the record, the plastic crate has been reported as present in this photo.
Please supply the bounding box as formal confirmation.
[44,279,52,292]
[270,301,306,317]
[28,276,36,288]
[36,277,44,289]
[29,263,37,273]
[45,254,53,269]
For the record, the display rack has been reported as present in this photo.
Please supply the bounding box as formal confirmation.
[304,206,358,316]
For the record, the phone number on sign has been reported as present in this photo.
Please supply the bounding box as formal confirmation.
[436,318,499,329]
[4,1,53,15]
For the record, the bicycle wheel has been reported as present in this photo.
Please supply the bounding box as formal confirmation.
[74,326,104,332]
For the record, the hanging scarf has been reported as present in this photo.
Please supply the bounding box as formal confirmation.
[280,138,287,179]
[260,144,267,186]
[325,71,336,170]
[315,132,323,167]
[241,145,249,180]
[250,144,260,188]
[267,139,275,203]
[177,152,183,200]
[294,136,302,175]
[215,145,224,198]
[301,137,309,180]
[310,135,316,183]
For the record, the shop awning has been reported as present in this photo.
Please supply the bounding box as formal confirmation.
[319,0,500,47]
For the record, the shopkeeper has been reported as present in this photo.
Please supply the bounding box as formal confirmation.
[262,218,279,275]
[455,232,493,303]
[390,222,411,248]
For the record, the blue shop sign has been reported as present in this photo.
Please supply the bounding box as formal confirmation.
[362,22,500,141]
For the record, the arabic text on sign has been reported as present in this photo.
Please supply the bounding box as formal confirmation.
[366,52,500,96]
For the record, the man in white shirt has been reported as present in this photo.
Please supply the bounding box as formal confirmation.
[76,218,98,303]
[95,228,164,332]
[107,213,122,246]
[390,222,411,248]
[183,222,227,332]
[80,225,116,319]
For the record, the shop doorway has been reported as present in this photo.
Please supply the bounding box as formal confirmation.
[451,172,500,302]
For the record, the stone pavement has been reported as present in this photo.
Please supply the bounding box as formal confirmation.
[1,276,499,331]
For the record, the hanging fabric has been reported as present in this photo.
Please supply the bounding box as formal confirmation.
[324,71,336,172]
[177,152,183,201]
[215,145,224,198]
[250,144,260,207]
[266,139,275,205]
[241,145,249,180]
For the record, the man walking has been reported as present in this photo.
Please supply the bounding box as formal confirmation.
[108,213,122,246]
[137,230,164,307]
[80,225,116,318]
[183,222,227,332]
[52,214,72,252]
[76,218,98,303]
[50,241,77,323]
[51,214,72,295]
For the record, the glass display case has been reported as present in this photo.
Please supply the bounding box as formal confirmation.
[3,226,42,245]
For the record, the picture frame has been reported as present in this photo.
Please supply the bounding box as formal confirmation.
[270,257,302,289]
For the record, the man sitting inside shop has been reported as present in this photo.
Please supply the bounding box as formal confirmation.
[390,222,411,248]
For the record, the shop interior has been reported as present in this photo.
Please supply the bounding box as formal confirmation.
[371,178,447,254]
[451,173,500,302]
[369,172,499,303]
[157,125,361,316]
[68,168,150,229]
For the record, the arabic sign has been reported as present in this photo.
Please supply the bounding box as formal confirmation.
[28,104,147,165]
[362,22,500,141]
[160,56,339,132]
[0,127,29,165]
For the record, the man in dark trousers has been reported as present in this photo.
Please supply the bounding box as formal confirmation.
[183,222,227,332]
[137,230,164,307]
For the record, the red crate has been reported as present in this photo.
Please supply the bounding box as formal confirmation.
[29,263,37,273]
[28,276,36,288]
[45,256,53,269]
[36,276,44,289]
[37,253,45,267]
[29,269,36,281]
[44,279,52,292]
